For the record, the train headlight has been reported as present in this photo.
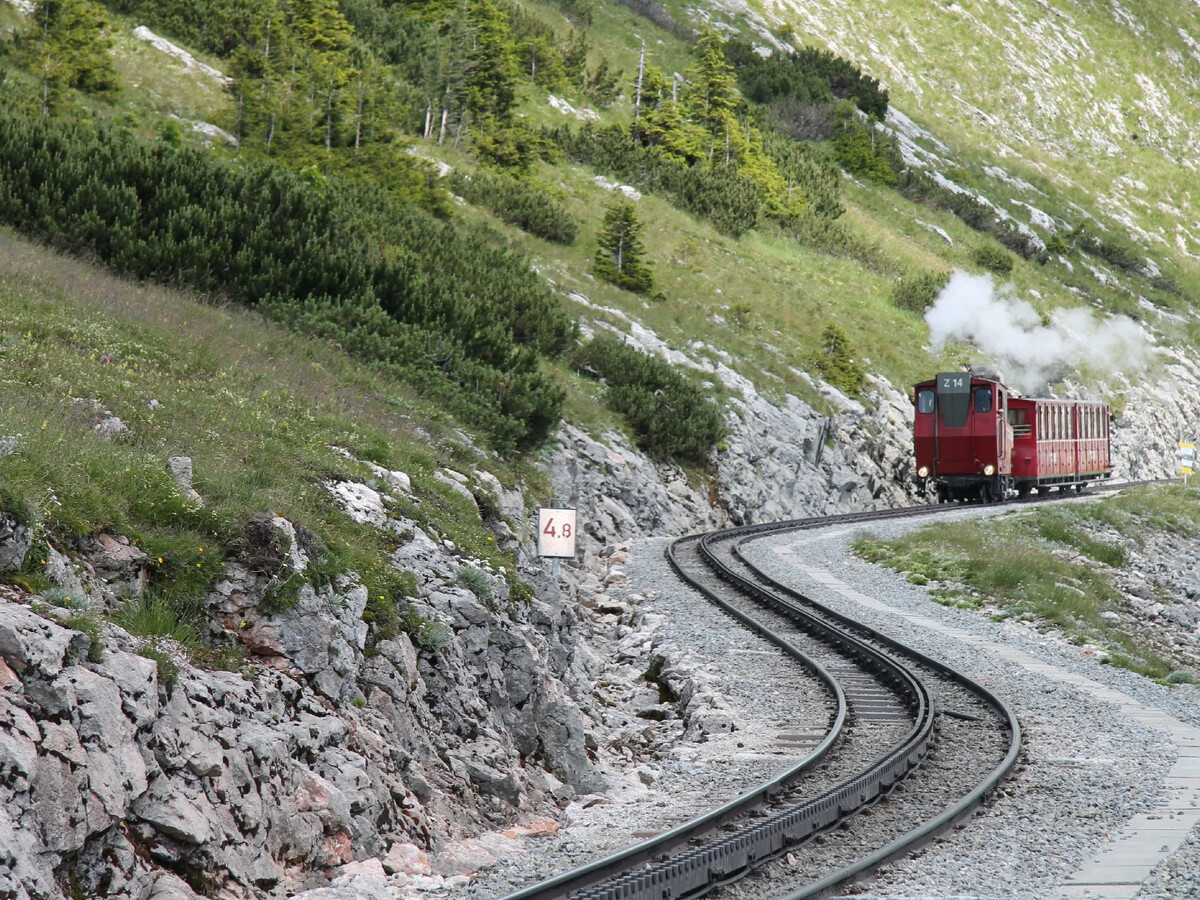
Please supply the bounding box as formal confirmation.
[984,464,995,476]
[917,466,929,478]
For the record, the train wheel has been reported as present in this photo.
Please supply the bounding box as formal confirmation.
[1017,483,1031,499]
[979,483,991,504]
[937,486,949,505]
[1075,483,1084,494]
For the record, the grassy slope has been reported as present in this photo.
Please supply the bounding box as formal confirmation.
[4,0,1195,414]
[854,485,1200,681]
[0,230,526,625]
[751,0,1200,278]
[426,0,1198,418]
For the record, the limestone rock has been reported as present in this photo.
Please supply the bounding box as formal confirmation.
[93,416,129,440]
[167,456,203,505]
[0,510,32,574]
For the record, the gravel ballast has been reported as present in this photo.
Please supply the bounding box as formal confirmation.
[477,500,1200,899]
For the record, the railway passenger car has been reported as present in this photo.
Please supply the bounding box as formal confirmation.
[912,372,1112,503]
[1007,396,1112,496]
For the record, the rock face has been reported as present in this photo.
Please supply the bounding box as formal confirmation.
[0,492,608,899]
[545,321,918,579]
[0,509,32,573]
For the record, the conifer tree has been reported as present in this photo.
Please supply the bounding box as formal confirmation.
[25,0,118,113]
[293,0,355,150]
[462,0,519,125]
[594,201,656,295]
[684,27,738,156]
[814,323,865,395]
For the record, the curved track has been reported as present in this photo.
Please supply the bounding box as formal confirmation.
[501,487,1157,900]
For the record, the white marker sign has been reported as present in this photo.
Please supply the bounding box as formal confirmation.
[537,507,577,559]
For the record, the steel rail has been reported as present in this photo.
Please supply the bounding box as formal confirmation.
[713,526,1022,898]
[496,536,850,900]
[500,480,1157,900]
[501,533,938,900]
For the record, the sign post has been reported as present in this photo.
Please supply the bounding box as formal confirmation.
[537,503,577,578]
[1180,442,1195,485]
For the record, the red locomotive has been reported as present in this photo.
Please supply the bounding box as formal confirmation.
[913,371,1112,503]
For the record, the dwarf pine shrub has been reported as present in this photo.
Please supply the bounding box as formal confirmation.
[0,109,572,452]
[450,170,579,244]
[571,334,724,462]
[892,270,949,313]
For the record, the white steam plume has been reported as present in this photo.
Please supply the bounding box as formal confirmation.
[924,272,1153,395]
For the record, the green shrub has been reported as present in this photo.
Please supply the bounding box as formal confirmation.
[892,271,949,313]
[725,38,889,120]
[896,169,1045,261]
[832,104,899,185]
[43,587,88,610]
[62,613,105,663]
[571,334,725,461]
[1080,232,1143,273]
[137,645,180,689]
[450,170,578,244]
[458,566,495,604]
[0,486,33,527]
[508,578,535,603]
[1046,233,1070,255]
[675,164,762,238]
[551,125,762,238]
[812,324,865,396]
[401,607,454,653]
[0,109,572,452]
[972,243,1015,275]
[1166,670,1200,685]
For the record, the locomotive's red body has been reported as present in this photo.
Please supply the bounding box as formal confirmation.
[913,372,1112,502]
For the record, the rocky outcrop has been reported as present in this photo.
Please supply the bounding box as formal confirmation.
[545,320,918,573]
[0,476,616,900]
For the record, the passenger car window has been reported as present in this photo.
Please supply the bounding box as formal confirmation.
[973,387,992,413]
[917,389,935,413]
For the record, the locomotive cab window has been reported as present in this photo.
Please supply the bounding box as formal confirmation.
[973,387,993,413]
[917,389,935,414]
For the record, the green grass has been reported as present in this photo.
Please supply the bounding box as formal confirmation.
[113,593,203,649]
[0,229,523,641]
[4,0,1198,429]
[853,507,1175,680]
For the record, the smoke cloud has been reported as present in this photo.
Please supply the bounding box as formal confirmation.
[924,272,1153,395]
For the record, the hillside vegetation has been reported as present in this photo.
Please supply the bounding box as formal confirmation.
[1,0,1198,649]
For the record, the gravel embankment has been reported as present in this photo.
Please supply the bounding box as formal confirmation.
[476,500,1200,899]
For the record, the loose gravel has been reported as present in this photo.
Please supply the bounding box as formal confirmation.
[474,498,1200,899]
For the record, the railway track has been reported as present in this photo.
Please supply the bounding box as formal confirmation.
[501,484,1155,900]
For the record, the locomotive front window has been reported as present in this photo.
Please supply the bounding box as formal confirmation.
[917,389,935,413]
[973,387,992,413]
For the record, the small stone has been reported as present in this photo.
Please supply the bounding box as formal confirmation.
[333,858,386,881]
[93,416,128,440]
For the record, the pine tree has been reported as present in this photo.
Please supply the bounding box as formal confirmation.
[462,0,519,125]
[293,0,354,150]
[563,29,588,88]
[814,323,865,395]
[25,0,118,113]
[684,27,738,156]
[594,201,656,295]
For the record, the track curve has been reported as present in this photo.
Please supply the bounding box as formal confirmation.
[497,485,1179,899]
